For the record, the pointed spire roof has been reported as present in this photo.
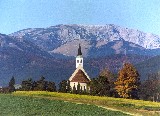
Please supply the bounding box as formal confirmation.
[77,44,82,56]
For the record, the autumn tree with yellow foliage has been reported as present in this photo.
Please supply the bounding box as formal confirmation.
[115,63,140,99]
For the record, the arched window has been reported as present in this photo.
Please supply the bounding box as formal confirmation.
[77,60,79,63]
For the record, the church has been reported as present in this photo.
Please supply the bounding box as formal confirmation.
[69,44,91,91]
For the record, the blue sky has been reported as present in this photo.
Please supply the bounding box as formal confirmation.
[1,0,160,35]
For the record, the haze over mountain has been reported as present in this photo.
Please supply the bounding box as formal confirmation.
[0,24,160,86]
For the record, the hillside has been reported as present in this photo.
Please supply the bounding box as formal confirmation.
[0,24,160,85]
[0,52,150,86]
[0,94,128,116]
[0,33,73,85]
[12,91,160,116]
[136,55,160,79]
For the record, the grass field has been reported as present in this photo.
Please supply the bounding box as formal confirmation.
[12,91,160,116]
[0,94,128,116]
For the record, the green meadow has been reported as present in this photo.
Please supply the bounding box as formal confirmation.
[0,93,128,116]
[1,91,160,116]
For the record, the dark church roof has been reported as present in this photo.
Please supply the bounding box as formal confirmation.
[77,44,82,56]
[70,69,90,83]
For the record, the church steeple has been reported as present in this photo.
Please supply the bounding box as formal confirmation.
[77,44,82,56]
[69,44,90,92]
[76,44,83,68]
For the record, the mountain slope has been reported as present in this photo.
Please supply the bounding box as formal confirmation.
[0,33,73,86]
[135,55,160,80]
[10,24,160,57]
[0,24,159,85]
[0,33,150,86]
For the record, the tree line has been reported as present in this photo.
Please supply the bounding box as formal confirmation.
[58,63,160,101]
[1,63,160,102]
[0,76,56,93]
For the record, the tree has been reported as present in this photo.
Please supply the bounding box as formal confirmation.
[97,76,110,96]
[140,73,160,102]
[100,68,117,97]
[90,78,99,96]
[21,76,56,91]
[115,63,140,99]
[59,80,67,93]
[32,81,37,90]
[90,76,110,96]
[66,81,71,93]
[35,76,47,91]
[49,82,56,91]
[21,78,33,91]
[8,76,15,92]
[80,86,83,94]
[46,81,56,92]
[77,82,80,94]
[72,84,77,94]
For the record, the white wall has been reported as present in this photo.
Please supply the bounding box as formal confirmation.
[70,82,89,91]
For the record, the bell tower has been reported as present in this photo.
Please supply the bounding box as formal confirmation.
[76,44,83,68]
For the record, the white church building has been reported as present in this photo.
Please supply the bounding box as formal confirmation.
[69,44,91,91]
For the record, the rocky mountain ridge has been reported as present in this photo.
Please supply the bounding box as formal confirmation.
[0,24,159,86]
[10,24,160,57]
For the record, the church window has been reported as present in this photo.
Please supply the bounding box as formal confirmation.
[77,60,79,63]
[80,60,82,63]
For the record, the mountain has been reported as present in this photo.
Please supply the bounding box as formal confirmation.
[10,24,160,57]
[0,33,74,86]
[0,24,159,86]
[135,55,160,80]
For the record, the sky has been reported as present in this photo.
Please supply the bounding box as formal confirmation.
[1,0,160,35]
